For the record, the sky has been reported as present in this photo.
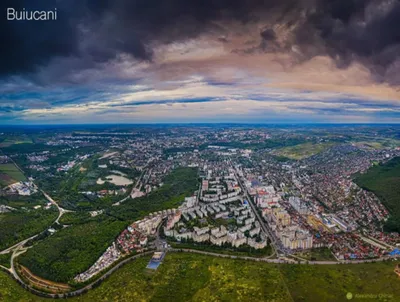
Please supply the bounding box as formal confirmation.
[1,0,400,124]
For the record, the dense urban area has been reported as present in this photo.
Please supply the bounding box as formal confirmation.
[1,124,400,301]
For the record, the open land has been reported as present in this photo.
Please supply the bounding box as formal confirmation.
[1,253,400,301]
[274,142,336,160]
[0,163,26,186]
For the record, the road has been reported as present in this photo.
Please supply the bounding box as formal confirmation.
[41,191,72,224]
[4,216,166,299]
[0,190,67,284]
[9,243,28,282]
[154,218,168,251]
[0,235,38,255]
[169,248,396,265]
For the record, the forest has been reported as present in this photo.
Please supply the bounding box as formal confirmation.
[355,157,400,233]
[17,167,199,283]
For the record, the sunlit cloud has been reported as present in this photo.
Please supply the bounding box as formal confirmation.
[1,0,400,123]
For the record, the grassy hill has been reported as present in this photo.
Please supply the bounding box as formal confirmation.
[2,253,400,301]
[355,157,400,232]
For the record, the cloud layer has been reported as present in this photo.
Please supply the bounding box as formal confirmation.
[1,0,400,123]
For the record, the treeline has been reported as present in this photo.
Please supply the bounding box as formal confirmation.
[170,240,272,257]
[0,143,62,155]
[0,208,58,250]
[59,211,98,225]
[0,193,48,208]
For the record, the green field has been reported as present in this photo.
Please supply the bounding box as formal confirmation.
[201,137,308,151]
[352,139,400,150]
[0,136,33,148]
[275,142,336,160]
[0,163,26,186]
[353,141,385,150]
[294,247,337,261]
[279,260,400,301]
[0,208,58,251]
[355,157,400,233]
[2,253,400,301]
[0,194,49,209]
[169,241,273,258]
[76,253,292,302]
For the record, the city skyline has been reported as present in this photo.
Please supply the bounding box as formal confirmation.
[1,0,400,124]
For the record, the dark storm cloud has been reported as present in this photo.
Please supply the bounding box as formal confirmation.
[2,0,400,85]
[0,0,79,76]
[300,0,400,83]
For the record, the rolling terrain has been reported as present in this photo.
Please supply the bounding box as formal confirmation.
[1,253,400,301]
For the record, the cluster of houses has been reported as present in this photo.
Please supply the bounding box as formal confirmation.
[74,243,121,283]
[73,212,169,283]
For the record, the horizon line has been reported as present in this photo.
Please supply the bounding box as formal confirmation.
[1,122,400,127]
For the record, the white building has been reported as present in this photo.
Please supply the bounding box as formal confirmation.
[288,197,309,215]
